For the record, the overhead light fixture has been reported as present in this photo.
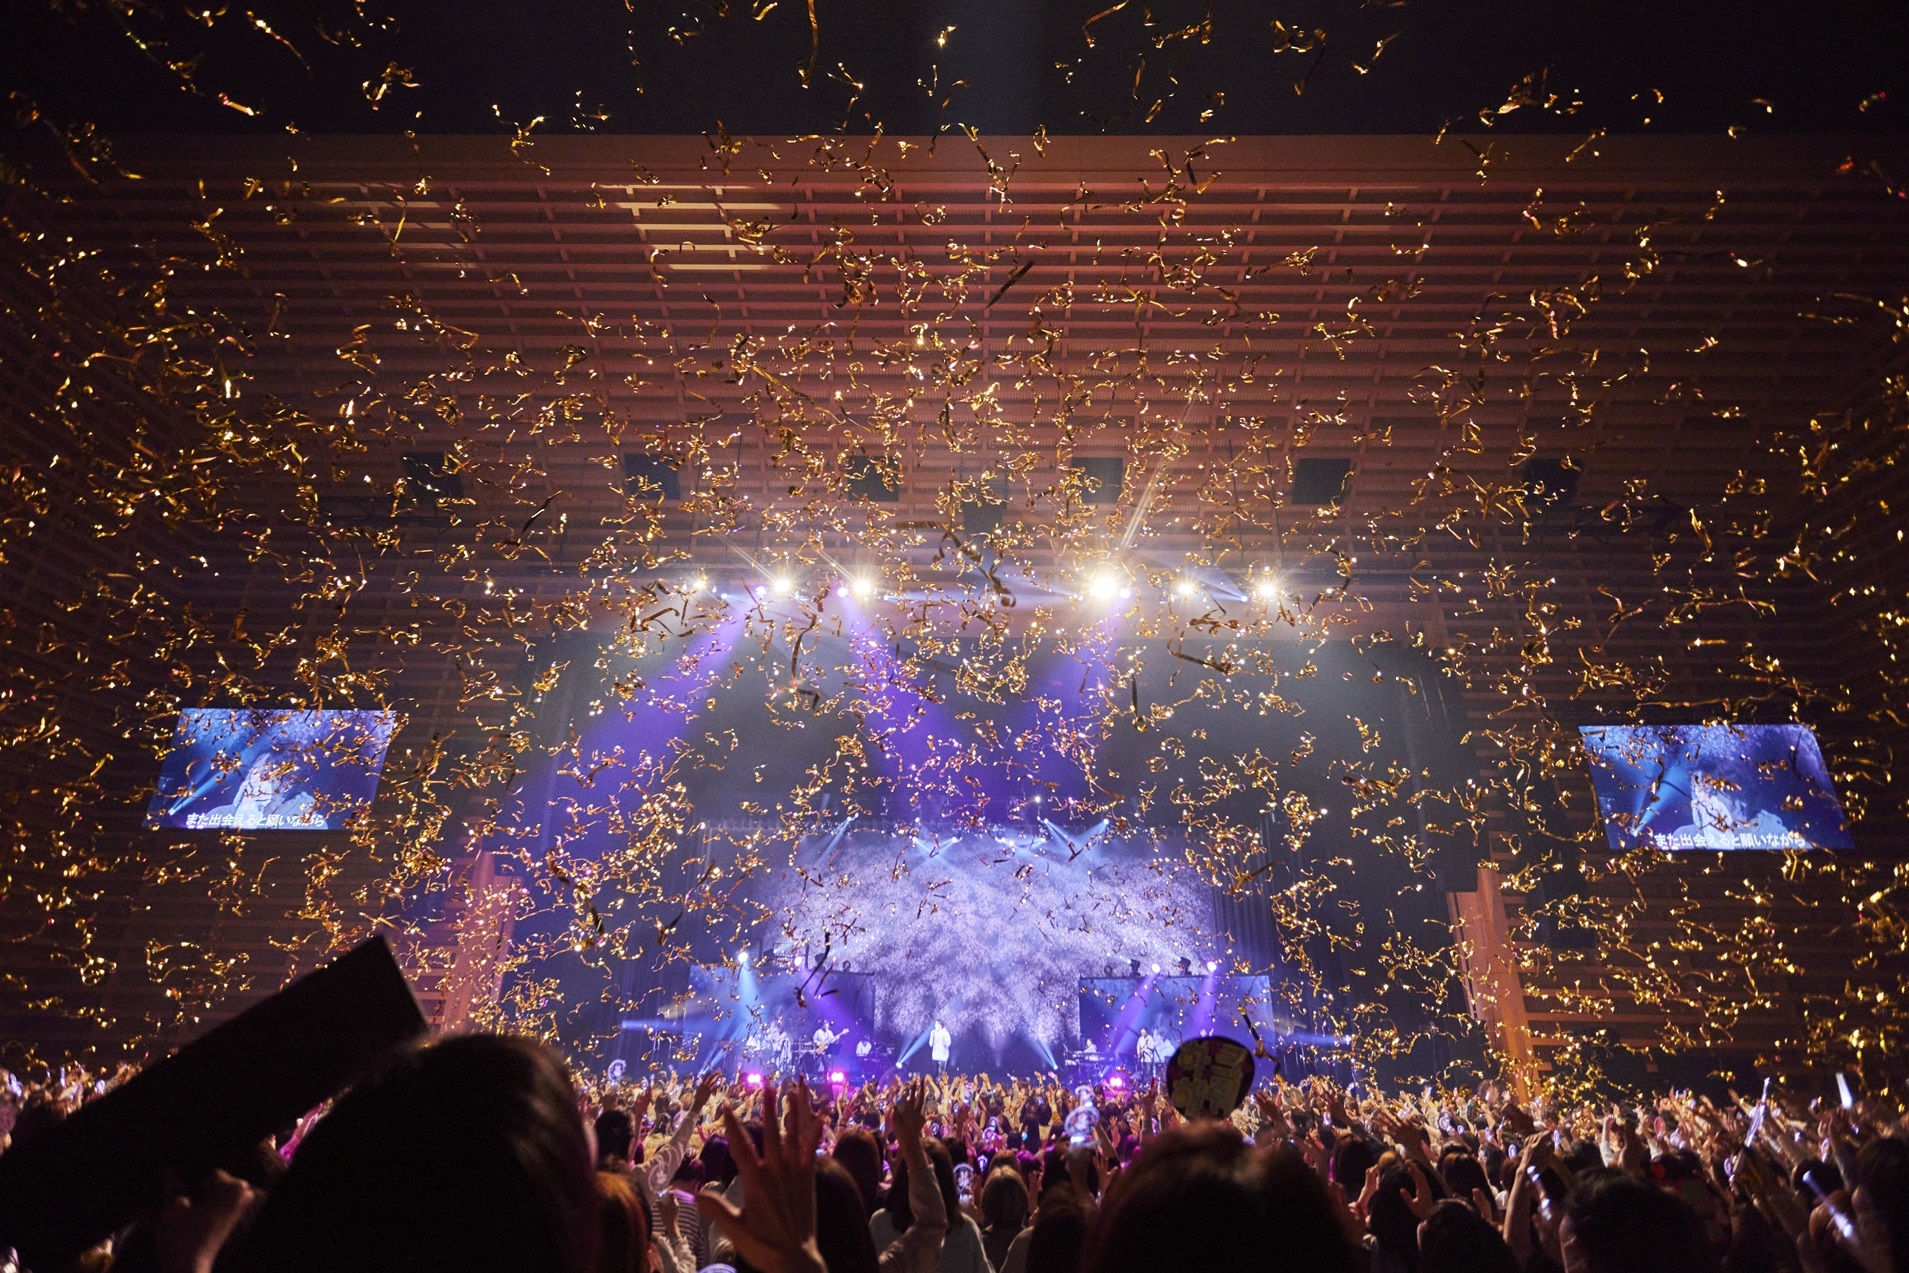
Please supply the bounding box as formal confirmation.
[1252,576,1280,601]
[1172,579,1197,599]
[1086,571,1122,602]
[851,576,877,600]
[770,575,795,598]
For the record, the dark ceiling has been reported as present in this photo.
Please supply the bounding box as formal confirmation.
[3,0,1906,139]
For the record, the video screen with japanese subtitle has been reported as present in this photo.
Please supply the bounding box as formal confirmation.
[1579,724,1852,851]
[147,709,399,831]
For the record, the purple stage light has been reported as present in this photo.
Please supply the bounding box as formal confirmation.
[1206,959,1218,972]
[743,1071,764,1088]
[499,597,748,858]
[835,584,850,598]
[1107,1073,1126,1089]
[829,1069,846,1084]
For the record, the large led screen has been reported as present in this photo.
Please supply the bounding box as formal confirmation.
[1579,724,1852,852]
[147,709,399,831]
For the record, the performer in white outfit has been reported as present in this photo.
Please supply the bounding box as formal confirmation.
[929,1019,953,1075]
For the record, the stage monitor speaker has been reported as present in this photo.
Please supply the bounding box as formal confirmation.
[961,497,1004,538]
[1435,835,1481,894]
[845,454,902,502]
[1530,864,1600,951]
[1522,456,1580,511]
[0,936,426,1269]
[1068,456,1125,505]
[400,450,464,507]
[623,453,682,501]
[1290,457,1353,507]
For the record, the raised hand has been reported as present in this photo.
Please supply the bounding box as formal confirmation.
[1372,1107,1431,1163]
[1254,1086,1290,1138]
[1607,1114,1646,1174]
[890,1078,928,1148]
[1321,1175,1366,1247]
[156,1171,258,1273]
[1356,1164,1383,1223]
[1300,1130,1330,1181]
[696,1081,828,1273]
[1323,1083,1351,1128]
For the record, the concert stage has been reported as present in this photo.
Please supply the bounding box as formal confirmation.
[602,814,1383,1082]
[617,960,1354,1085]
[519,636,1477,1084]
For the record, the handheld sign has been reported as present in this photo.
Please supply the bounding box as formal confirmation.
[1165,1035,1256,1120]
[0,935,425,1268]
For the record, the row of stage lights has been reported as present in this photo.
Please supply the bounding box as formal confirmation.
[677,569,1292,608]
[738,949,1219,974]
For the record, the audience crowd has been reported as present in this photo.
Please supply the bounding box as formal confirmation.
[3,1040,1906,1273]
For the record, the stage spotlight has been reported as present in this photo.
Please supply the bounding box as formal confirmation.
[1172,578,1197,599]
[743,1072,764,1088]
[834,584,850,598]
[1252,576,1280,601]
[738,950,750,965]
[851,576,877,600]
[1107,1074,1126,1090]
[770,574,795,598]
[829,1069,847,1084]
[1151,963,1162,974]
[1206,959,1219,972]
[1086,571,1122,602]
[687,574,709,594]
